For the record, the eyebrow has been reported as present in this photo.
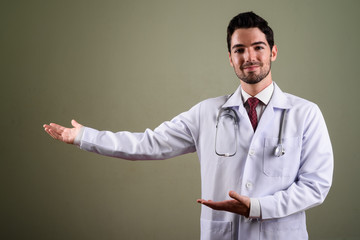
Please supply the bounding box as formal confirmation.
[231,41,267,50]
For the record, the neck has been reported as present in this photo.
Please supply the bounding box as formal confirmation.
[240,75,273,96]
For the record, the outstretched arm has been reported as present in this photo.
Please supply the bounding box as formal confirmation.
[43,119,83,144]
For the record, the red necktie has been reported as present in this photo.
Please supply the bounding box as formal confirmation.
[247,97,260,131]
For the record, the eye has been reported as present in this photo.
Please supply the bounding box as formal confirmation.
[234,48,244,54]
[254,46,264,51]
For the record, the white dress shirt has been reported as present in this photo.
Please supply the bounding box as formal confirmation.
[241,82,274,122]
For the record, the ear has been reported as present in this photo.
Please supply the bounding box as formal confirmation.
[271,45,278,61]
[228,52,234,67]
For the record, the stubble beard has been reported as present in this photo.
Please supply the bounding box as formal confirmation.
[236,59,272,85]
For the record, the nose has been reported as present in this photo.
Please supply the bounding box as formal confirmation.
[244,48,256,62]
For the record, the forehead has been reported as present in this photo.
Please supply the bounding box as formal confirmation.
[231,27,268,47]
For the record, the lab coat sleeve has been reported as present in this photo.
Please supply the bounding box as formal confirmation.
[258,104,333,219]
[78,104,200,160]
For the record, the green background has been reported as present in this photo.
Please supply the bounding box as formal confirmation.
[1,0,359,239]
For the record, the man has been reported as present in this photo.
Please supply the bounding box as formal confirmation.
[44,12,333,240]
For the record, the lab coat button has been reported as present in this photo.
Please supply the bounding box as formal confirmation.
[246,182,253,189]
[249,149,255,156]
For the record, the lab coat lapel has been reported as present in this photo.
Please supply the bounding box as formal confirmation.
[222,85,248,120]
[255,83,292,136]
[269,83,292,110]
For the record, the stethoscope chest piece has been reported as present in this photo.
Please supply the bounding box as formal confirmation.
[274,145,285,157]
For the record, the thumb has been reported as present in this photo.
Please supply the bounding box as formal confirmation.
[229,191,250,208]
[71,119,82,128]
[229,191,243,202]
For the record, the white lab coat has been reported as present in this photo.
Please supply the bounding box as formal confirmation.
[79,83,333,240]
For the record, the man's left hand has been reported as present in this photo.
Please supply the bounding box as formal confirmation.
[197,191,250,217]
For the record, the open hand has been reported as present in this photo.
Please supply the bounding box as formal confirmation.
[197,191,250,217]
[43,119,83,144]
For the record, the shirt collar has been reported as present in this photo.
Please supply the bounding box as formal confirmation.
[241,82,274,105]
[222,82,292,110]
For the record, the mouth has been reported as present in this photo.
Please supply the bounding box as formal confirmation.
[244,65,260,71]
[241,62,262,71]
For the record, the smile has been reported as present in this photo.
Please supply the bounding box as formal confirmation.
[241,62,262,71]
[243,65,260,71]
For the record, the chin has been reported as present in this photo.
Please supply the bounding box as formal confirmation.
[242,78,263,85]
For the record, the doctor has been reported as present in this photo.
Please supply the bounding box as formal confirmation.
[43,12,333,240]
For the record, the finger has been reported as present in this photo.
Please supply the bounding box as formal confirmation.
[49,123,68,134]
[71,119,82,128]
[45,128,57,139]
[49,123,66,131]
[44,124,54,131]
[45,129,54,138]
[197,199,214,207]
[200,200,230,210]
[44,126,54,135]
[48,129,62,140]
[201,200,218,209]
[197,199,206,204]
[44,124,54,132]
[197,199,214,203]
[201,200,214,206]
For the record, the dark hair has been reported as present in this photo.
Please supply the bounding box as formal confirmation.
[227,12,274,52]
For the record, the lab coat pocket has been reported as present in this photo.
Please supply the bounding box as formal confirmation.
[263,137,301,177]
[200,219,232,240]
[261,215,300,232]
[260,213,307,240]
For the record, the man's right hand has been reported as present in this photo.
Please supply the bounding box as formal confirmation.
[43,119,83,144]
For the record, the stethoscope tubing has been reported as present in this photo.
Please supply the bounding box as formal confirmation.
[215,107,239,157]
[215,102,287,157]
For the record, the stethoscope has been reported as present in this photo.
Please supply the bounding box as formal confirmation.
[215,104,287,157]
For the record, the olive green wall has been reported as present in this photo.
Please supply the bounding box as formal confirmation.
[2,0,359,239]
